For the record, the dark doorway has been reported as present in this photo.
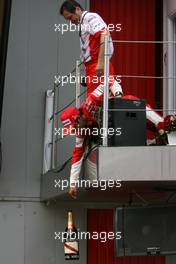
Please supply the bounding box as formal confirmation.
[0,0,12,170]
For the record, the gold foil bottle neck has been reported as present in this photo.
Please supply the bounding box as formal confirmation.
[67,211,73,229]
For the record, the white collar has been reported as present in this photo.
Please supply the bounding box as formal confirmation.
[80,11,88,24]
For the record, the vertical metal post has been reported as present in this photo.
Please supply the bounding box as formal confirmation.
[43,90,54,174]
[103,34,110,146]
[52,83,59,170]
[76,60,81,108]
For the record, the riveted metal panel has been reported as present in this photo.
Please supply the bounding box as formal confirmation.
[24,202,56,264]
[1,0,88,198]
[0,202,24,264]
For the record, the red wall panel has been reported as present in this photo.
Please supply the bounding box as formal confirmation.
[87,209,165,264]
[90,0,163,108]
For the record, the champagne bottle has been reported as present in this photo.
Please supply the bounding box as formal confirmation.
[64,211,79,260]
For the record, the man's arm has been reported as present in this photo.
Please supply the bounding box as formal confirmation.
[96,31,110,77]
[69,136,86,199]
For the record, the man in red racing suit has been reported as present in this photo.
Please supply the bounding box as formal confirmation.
[60,83,176,199]
[60,0,121,96]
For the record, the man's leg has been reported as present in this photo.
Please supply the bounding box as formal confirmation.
[85,61,116,96]
[84,144,97,182]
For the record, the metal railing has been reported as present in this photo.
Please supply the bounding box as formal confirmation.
[43,38,176,173]
[103,34,110,147]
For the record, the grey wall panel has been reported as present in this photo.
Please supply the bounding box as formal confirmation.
[1,0,29,196]
[0,202,25,264]
[1,0,58,197]
[98,146,176,181]
[1,0,89,196]
[24,0,59,196]
[41,164,70,201]
[0,202,56,264]
[24,202,56,264]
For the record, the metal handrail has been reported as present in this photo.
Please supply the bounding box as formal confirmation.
[76,60,81,108]
[112,40,176,44]
[102,34,110,147]
[49,37,176,172]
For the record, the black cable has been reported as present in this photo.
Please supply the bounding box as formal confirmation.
[55,89,87,116]
[53,129,169,174]
[55,67,76,89]
[50,37,109,172]
[54,157,72,173]
[50,39,107,123]
[49,97,76,121]
[53,142,101,174]
[55,99,76,117]
[49,89,87,121]
[53,40,105,91]
[83,142,101,161]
